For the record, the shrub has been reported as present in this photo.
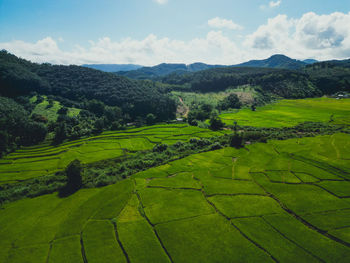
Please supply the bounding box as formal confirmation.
[153,143,168,152]
[229,133,244,148]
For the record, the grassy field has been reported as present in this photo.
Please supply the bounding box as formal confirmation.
[219,98,350,127]
[30,96,80,122]
[1,133,350,262]
[0,124,228,184]
[172,86,256,116]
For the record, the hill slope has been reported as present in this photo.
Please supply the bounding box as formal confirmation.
[235,54,307,70]
[82,64,142,72]
[0,50,176,120]
[162,67,320,98]
[116,62,225,79]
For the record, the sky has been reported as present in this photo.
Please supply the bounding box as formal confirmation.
[1,0,350,65]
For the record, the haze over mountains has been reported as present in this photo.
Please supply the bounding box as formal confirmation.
[82,55,319,80]
[82,64,142,72]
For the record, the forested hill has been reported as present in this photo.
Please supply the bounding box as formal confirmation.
[304,60,350,94]
[82,64,142,72]
[234,54,307,70]
[116,62,225,79]
[115,55,309,80]
[0,50,176,120]
[162,67,321,98]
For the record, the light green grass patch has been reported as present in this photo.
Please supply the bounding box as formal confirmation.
[197,173,265,196]
[156,214,273,263]
[118,212,170,263]
[254,175,350,213]
[49,235,83,263]
[317,181,350,197]
[301,209,350,231]
[6,244,49,263]
[139,188,214,224]
[83,220,126,263]
[219,98,350,128]
[209,195,282,218]
[263,213,350,263]
[148,172,201,189]
[232,217,319,263]
[265,171,301,183]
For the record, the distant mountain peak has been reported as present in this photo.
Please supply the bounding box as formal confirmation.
[234,54,306,70]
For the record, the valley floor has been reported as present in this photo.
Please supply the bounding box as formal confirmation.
[1,134,350,262]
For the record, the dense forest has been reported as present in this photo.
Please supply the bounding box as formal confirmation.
[161,67,321,98]
[0,96,47,156]
[0,50,176,120]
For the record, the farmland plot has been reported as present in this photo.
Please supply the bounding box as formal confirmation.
[1,134,350,262]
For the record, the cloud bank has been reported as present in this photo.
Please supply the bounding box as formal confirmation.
[1,12,350,65]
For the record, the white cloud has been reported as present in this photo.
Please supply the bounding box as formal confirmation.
[1,12,350,66]
[208,17,243,30]
[0,33,245,66]
[269,1,281,8]
[153,0,168,5]
[245,12,350,60]
[260,1,282,10]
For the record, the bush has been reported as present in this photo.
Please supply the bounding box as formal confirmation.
[59,159,82,196]
[229,133,244,148]
[209,116,225,130]
[153,143,168,152]
[146,113,156,125]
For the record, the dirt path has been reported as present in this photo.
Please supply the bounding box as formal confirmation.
[177,97,189,118]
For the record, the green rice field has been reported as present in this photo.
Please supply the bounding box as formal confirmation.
[219,98,350,127]
[0,124,227,184]
[1,133,350,262]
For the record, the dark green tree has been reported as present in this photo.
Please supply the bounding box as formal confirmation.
[209,114,224,130]
[59,159,82,196]
[146,113,156,125]
[218,94,241,111]
[53,122,67,144]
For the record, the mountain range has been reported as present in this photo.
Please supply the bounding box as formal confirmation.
[109,55,318,79]
[82,64,142,72]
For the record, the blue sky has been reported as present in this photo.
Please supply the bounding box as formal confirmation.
[1,0,350,65]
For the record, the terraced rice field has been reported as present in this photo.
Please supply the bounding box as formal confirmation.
[219,98,350,127]
[0,124,227,184]
[1,133,350,262]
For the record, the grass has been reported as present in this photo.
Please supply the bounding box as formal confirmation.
[232,217,319,263]
[138,187,214,224]
[301,209,350,231]
[156,214,273,263]
[83,220,126,263]
[171,86,256,113]
[147,172,201,189]
[0,124,228,183]
[49,236,83,263]
[219,98,350,127]
[30,95,80,122]
[117,196,171,263]
[209,195,283,218]
[1,133,350,262]
[264,213,350,263]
